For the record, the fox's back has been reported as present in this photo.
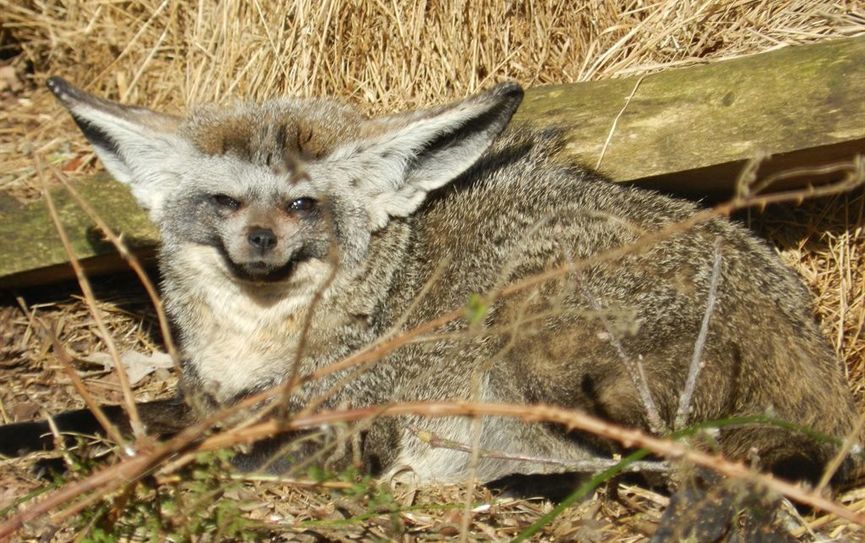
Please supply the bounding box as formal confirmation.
[387,126,853,450]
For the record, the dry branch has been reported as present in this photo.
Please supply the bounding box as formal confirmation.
[0,160,862,540]
[5,398,860,540]
[409,425,669,474]
[44,162,181,371]
[36,156,144,443]
[578,277,665,434]
[675,237,723,430]
[198,402,865,525]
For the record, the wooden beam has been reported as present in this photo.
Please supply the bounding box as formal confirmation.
[0,175,159,288]
[515,36,865,193]
[1,36,863,288]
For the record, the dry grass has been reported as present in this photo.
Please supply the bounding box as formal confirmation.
[1,0,865,541]
[1,0,864,200]
[753,189,865,406]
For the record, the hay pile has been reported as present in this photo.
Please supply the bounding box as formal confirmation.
[1,1,864,540]
[2,1,864,198]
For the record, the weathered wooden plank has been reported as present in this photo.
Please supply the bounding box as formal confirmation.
[514,35,865,193]
[1,36,863,288]
[0,175,159,287]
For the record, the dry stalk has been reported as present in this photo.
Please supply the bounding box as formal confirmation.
[675,236,723,430]
[44,162,181,371]
[2,159,861,539]
[0,442,159,538]
[282,213,340,401]
[3,400,862,539]
[265,244,452,427]
[793,498,865,537]
[191,401,865,526]
[816,410,865,495]
[514,161,863,296]
[461,327,523,541]
[188,158,865,447]
[0,390,262,538]
[34,155,145,443]
[42,411,79,475]
[12,297,124,445]
[386,256,452,337]
[578,278,665,434]
[289,159,864,425]
[596,74,646,170]
[408,425,669,474]
[45,320,126,447]
[741,158,865,200]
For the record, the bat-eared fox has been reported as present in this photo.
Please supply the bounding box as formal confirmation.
[0,77,859,489]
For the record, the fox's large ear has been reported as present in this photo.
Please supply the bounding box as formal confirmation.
[47,77,187,218]
[347,82,523,230]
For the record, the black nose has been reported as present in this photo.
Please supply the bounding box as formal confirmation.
[248,228,277,251]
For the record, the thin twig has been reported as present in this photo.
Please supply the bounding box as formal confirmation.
[2,403,863,536]
[496,159,864,305]
[46,163,181,371]
[675,236,723,429]
[11,299,120,444]
[579,278,665,434]
[596,75,646,170]
[461,331,522,541]
[0,399,857,538]
[816,410,865,495]
[282,205,341,403]
[409,425,669,473]
[277,258,456,424]
[43,408,77,474]
[3,159,862,539]
[163,473,354,489]
[44,320,126,446]
[179,160,865,447]
[193,401,865,526]
[35,155,144,443]
[386,255,453,337]
[214,159,865,433]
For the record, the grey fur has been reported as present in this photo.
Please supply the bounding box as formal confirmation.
[44,77,858,484]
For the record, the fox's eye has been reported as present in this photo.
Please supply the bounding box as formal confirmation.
[213,194,241,211]
[287,198,316,213]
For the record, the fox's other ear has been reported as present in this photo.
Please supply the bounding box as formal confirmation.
[47,77,187,218]
[350,82,523,230]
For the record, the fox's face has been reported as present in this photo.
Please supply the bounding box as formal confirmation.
[48,78,523,289]
[153,150,336,283]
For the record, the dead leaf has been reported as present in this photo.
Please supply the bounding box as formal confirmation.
[10,401,39,422]
[0,66,22,93]
[83,350,174,386]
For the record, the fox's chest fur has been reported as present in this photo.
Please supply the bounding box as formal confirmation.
[163,244,345,401]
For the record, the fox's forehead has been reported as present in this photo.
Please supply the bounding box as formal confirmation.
[180,98,366,167]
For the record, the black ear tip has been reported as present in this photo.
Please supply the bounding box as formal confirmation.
[46,76,68,95]
[46,76,81,106]
[492,81,524,102]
